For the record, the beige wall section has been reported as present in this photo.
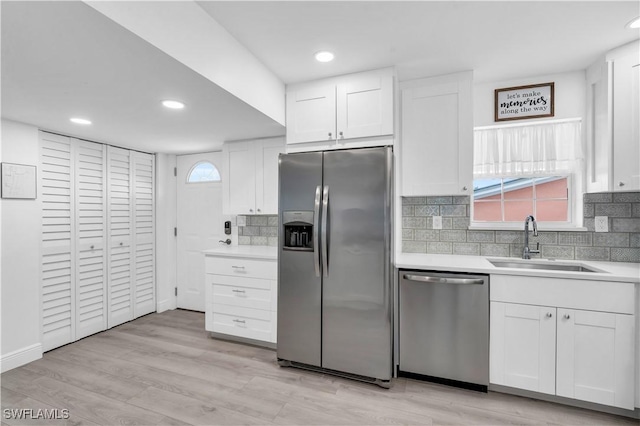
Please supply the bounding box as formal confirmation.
[1,119,43,371]
[86,1,285,126]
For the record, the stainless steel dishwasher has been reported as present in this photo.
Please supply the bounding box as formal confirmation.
[398,270,489,391]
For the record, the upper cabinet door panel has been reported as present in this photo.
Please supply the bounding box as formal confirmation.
[223,141,257,215]
[255,138,286,215]
[286,84,336,145]
[612,51,640,191]
[401,71,473,196]
[336,70,393,140]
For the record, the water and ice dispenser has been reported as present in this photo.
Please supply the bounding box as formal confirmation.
[282,211,313,251]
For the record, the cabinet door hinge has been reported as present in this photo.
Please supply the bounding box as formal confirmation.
[175,287,177,296]
[174,167,177,177]
[174,227,177,237]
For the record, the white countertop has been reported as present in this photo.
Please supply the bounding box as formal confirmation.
[395,253,640,283]
[203,245,277,260]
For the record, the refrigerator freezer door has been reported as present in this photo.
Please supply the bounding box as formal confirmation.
[321,147,392,380]
[277,152,323,367]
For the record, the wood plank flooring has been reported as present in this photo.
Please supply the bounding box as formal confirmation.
[1,309,637,425]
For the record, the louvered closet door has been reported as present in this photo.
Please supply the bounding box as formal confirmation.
[74,140,107,339]
[107,146,134,328]
[132,152,155,318]
[40,132,75,351]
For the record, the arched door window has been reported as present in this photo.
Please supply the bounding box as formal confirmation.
[187,161,221,183]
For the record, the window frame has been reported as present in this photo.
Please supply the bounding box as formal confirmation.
[470,173,584,230]
[186,161,221,184]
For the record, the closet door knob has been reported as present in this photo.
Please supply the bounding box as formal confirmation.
[546,312,552,318]
[328,132,332,139]
[564,314,571,320]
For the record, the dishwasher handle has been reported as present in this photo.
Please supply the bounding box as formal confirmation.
[403,274,485,285]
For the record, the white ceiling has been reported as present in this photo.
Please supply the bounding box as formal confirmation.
[200,1,639,84]
[2,1,639,155]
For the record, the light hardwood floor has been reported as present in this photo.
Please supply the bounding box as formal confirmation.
[1,309,637,425]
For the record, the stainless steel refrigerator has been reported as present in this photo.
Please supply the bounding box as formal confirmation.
[277,146,393,387]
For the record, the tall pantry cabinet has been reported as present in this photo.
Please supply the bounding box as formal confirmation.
[40,132,155,351]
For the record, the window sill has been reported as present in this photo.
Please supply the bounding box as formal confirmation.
[468,223,588,232]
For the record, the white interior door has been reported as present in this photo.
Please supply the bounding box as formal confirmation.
[177,152,223,311]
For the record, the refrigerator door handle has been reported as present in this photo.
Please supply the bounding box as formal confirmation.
[322,185,329,277]
[313,185,322,277]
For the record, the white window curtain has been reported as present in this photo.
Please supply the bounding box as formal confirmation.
[473,119,583,177]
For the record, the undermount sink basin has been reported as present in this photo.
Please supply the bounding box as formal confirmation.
[489,259,601,273]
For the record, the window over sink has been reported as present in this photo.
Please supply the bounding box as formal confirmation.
[472,119,582,228]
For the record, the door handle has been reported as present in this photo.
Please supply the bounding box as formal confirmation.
[403,275,485,285]
[313,185,321,277]
[322,185,329,277]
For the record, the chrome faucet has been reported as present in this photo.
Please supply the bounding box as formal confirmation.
[522,215,540,259]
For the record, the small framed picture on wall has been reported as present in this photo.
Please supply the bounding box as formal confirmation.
[1,162,37,199]
[495,82,554,122]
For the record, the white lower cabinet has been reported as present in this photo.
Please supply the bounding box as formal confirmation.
[556,308,635,409]
[490,275,636,410]
[204,254,277,345]
[490,302,556,395]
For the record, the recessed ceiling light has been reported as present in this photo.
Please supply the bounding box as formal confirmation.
[70,117,92,125]
[315,51,335,63]
[162,100,185,109]
[627,16,640,29]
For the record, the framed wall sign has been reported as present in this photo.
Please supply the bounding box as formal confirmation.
[1,162,37,199]
[494,82,554,122]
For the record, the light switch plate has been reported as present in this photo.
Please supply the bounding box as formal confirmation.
[595,216,608,232]
[236,215,246,227]
[432,215,443,230]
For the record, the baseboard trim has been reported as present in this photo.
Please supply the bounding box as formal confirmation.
[1,343,42,373]
[156,298,175,313]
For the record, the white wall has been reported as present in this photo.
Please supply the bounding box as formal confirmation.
[155,153,177,313]
[474,71,586,127]
[1,119,43,371]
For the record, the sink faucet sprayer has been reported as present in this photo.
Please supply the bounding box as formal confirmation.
[523,215,540,259]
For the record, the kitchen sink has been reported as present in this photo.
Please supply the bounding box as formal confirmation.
[488,259,602,273]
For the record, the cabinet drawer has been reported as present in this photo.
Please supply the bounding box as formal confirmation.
[212,283,272,311]
[210,303,276,342]
[205,256,276,280]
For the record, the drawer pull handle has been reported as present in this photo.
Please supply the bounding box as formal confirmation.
[232,289,246,294]
[231,266,245,270]
[233,319,246,324]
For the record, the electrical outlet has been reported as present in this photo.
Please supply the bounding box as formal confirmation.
[432,215,443,230]
[595,216,608,232]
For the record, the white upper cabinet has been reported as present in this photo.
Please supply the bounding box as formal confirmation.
[400,71,473,196]
[611,42,640,191]
[223,137,285,215]
[586,40,640,192]
[286,68,394,150]
[286,83,336,144]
